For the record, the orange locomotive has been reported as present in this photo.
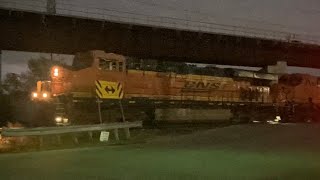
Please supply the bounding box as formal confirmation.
[31,50,298,125]
[271,74,320,122]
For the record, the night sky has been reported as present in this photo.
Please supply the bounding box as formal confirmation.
[1,51,73,79]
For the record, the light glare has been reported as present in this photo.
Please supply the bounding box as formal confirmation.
[53,68,59,77]
[55,117,62,122]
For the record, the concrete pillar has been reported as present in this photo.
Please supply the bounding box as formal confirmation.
[267,61,288,75]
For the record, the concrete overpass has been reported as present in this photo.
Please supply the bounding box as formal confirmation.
[1,0,320,68]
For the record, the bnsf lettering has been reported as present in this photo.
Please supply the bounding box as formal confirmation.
[184,81,221,90]
[184,81,197,89]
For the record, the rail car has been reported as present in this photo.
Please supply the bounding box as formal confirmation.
[272,74,320,122]
[30,50,319,126]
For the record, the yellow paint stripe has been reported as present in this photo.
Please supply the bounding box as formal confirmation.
[95,89,103,98]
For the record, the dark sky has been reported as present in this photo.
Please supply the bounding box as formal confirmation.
[1,51,73,79]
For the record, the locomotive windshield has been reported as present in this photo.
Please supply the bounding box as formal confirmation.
[41,81,51,92]
[72,52,94,70]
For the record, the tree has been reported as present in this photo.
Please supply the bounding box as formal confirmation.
[0,89,11,126]
[1,56,65,126]
[2,56,65,94]
[2,73,24,95]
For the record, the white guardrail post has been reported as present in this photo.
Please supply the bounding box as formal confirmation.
[1,121,142,146]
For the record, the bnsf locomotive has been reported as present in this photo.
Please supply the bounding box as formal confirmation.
[31,50,320,126]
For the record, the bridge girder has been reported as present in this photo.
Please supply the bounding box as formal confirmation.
[1,9,320,68]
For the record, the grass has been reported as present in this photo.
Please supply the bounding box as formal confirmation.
[1,124,320,179]
[0,146,319,179]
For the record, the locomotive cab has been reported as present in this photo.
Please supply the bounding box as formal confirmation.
[31,80,52,101]
[95,51,126,79]
[50,50,127,98]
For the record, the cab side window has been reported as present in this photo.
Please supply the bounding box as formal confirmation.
[119,62,124,72]
[99,58,113,71]
[112,61,117,70]
[99,58,124,72]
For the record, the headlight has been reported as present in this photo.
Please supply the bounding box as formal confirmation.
[42,93,48,98]
[55,116,62,123]
[63,118,69,123]
[32,92,38,98]
[53,68,59,77]
[274,116,281,122]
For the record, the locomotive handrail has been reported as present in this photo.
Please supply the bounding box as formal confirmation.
[1,121,142,137]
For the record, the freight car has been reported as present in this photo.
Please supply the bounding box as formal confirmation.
[30,50,315,126]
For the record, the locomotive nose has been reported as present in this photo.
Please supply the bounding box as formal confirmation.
[51,66,71,95]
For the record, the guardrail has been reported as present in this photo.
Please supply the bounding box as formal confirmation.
[1,121,142,146]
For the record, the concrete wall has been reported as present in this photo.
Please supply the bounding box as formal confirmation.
[267,61,288,75]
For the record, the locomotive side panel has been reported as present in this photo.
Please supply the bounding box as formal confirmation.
[124,70,271,103]
[274,74,320,104]
[50,50,272,104]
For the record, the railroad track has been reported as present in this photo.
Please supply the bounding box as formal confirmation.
[144,120,234,130]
